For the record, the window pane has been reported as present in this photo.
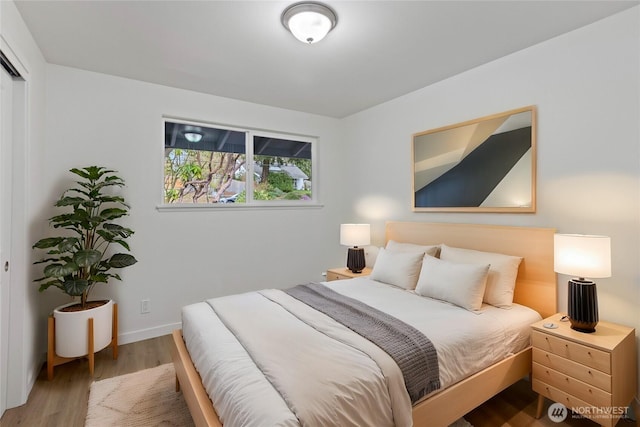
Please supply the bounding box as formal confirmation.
[164,121,246,204]
[252,136,312,202]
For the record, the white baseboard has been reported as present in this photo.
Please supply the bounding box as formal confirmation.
[117,322,181,345]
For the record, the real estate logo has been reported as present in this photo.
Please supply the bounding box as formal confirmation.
[548,403,568,423]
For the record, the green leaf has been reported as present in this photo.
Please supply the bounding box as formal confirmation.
[111,239,130,251]
[69,167,91,180]
[43,262,79,278]
[89,180,124,194]
[66,188,90,197]
[88,216,104,226]
[85,166,106,179]
[77,181,96,191]
[108,253,138,268]
[33,237,65,249]
[44,249,65,255]
[96,229,116,242]
[73,250,103,267]
[103,223,134,237]
[100,208,128,220]
[90,273,109,283]
[80,200,99,209]
[49,211,87,227]
[96,195,126,205]
[38,280,64,292]
[63,279,89,296]
[34,257,61,265]
[58,237,79,252]
[55,196,86,207]
[72,166,116,181]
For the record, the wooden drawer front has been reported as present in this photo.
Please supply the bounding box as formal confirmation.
[533,348,611,392]
[532,379,615,427]
[533,363,611,407]
[326,272,345,281]
[532,331,611,373]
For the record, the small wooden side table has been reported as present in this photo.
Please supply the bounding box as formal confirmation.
[531,313,636,427]
[326,267,372,281]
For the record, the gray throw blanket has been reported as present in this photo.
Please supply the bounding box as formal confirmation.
[285,282,440,403]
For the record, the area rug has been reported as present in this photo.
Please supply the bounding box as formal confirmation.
[86,363,472,426]
[449,417,473,427]
[86,364,194,427]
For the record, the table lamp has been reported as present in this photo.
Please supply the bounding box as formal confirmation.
[554,234,611,333]
[340,224,370,273]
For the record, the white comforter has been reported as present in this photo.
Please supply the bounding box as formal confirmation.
[182,278,541,427]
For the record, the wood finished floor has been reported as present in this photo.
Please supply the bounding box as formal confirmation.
[1,335,637,427]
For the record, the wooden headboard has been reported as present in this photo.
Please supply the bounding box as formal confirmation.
[385,222,556,318]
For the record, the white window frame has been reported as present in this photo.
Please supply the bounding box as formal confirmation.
[158,117,321,211]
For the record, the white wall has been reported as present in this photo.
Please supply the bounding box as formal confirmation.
[43,65,347,343]
[343,7,640,395]
[0,0,47,409]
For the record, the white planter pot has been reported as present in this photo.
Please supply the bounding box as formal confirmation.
[53,299,113,358]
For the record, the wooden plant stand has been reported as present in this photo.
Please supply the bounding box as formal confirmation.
[47,303,118,380]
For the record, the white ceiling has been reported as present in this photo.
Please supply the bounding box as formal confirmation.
[14,0,638,118]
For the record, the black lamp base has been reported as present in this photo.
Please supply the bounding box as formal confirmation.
[568,278,598,333]
[346,247,365,273]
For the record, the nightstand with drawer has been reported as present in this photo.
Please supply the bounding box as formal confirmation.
[531,314,636,427]
[326,267,372,281]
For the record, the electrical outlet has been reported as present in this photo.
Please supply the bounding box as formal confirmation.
[141,299,150,314]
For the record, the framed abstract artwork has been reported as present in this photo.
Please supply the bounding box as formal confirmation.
[412,106,536,213]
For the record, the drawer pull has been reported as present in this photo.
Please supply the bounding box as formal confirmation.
[565,377,569,382]
[588,370,592,375]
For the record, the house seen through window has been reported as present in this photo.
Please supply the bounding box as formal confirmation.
[164,120,314,205]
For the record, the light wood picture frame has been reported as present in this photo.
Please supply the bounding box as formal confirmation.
[412,106,537,213]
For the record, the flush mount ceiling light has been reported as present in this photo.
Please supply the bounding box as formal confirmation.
[281,2,337,44]
[184,130,202,144]
[183,127,203,143]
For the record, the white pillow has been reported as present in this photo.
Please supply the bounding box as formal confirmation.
[370,247,425,290]
[439,244,522,308]
[415,255,489,311]
[386,240,440,257]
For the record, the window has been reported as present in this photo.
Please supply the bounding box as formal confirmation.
[163,120,315,206]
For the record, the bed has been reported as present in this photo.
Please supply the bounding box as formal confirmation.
[171,221,556,427]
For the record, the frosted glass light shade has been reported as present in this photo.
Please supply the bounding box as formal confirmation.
[554,234,611,279]
[282,2,337,44]
[184,132,203,143]
[340,224,370,247]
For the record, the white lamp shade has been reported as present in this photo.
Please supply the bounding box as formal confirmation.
[554,234,611,279]
[288,11,332,43]
[340,224,370,247]
[282,2,337,44]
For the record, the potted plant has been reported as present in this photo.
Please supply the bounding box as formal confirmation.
[33,166,137,358]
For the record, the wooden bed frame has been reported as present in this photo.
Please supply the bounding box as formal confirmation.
[171,222,556,427]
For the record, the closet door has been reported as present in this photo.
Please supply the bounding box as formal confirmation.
[0,62,15,418]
